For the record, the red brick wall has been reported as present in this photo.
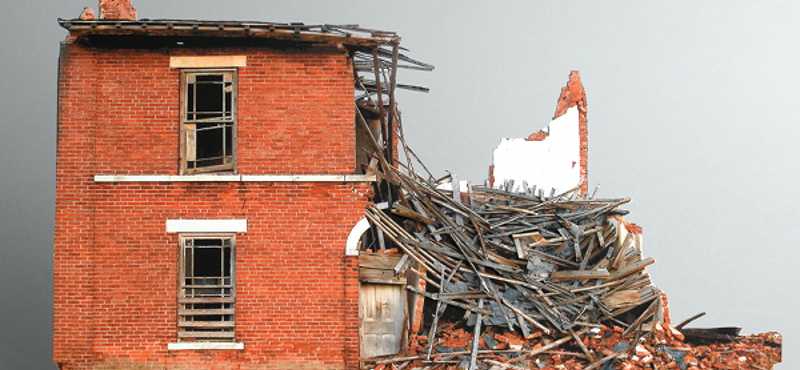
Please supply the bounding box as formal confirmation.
[55,43,98,370]
[553,70,588,196]
[237,48,355,174]
[87,46,354,175]
[55,41,370,370]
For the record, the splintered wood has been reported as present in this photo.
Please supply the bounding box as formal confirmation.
[359,162,782,369]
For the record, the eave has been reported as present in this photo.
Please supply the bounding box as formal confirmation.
[58,19,400,49]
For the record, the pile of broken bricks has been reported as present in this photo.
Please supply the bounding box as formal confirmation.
[359,157,783,369]
[367,318,781,369]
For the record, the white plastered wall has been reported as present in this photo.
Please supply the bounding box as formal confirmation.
[492,106,581,194]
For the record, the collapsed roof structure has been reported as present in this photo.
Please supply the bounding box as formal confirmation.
[357,72,782,369]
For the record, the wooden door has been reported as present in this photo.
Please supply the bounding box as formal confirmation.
[359,284,405,358]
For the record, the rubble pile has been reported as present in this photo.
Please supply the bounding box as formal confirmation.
[369,324,781,370]
[360,159,782,369]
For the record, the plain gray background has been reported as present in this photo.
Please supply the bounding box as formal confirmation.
[0,1,794,369]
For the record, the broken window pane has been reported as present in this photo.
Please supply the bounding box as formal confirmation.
[181,71,236,174]
[188,75,230,120]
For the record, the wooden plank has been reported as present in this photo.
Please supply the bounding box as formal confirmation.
[178,330,235,339]
[360,268,406,284]
[675,311,707,330]
[393,254,410,274]
[611,232,634,270]
[181,284,233,289]
[528,249,580,269]
[425,259,461,359]
[529,236,567,248]
[550,269,610,282]
[621,297,660,338]
[600,289,640,309]
[360,254,404,270]
[386,42,399,165]
[501,298,550,334]
[468,299,484,370]
[680,327,741,342]
[365,208,440,280]
[412,199,441,241]
[608,256,655,281]
[450,172,464,227]
[371,47,388,165]
[178,321,235,328]
[578,236,597,272]
[437,291,489,299]
[178,308,235,316]
[178,297,235,304]
[514,236,527,259]
[570,328,596,363]
[391,203,435,225]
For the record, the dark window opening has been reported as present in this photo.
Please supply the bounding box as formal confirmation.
[178,235,235,341]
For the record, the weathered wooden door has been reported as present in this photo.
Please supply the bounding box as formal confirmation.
[359,284,405,358]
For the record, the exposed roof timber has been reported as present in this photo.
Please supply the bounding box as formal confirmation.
[354,63,434,72]
[373,48,434,70]
[325,24,397,38]
[358,80,430,93]
[58,19,401,48]
[354,50,434,71]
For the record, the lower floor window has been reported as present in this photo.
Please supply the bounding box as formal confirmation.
[179,234,235,341]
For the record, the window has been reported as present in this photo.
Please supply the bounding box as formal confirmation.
[178,234,235,341]
[180,70,237,174]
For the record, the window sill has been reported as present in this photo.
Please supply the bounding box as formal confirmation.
[168,342,244,350]
[94,174,376,183]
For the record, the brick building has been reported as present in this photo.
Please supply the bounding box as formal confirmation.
[54,1,431,369]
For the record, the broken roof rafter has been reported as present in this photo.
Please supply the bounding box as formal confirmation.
[353,49,432,101]
[354,49,432,67]
[358,79,430,94]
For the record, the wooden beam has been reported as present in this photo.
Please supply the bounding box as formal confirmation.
[550,269,610,282]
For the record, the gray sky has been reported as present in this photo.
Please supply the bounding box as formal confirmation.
[1,1,796,369]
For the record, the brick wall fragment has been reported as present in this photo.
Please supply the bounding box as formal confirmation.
[98,0,136,21]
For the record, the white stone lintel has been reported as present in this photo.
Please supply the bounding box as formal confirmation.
[94,174,376,183]
[170,56,247,69]
[240,174,377,182]
[166,219,247,233]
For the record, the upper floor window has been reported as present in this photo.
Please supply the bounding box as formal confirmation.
[180,70,237,174]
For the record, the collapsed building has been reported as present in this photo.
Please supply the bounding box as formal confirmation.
[53,1,781,369]
[357,72,782,370]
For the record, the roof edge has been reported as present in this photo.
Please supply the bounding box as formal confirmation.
[58,18,401,47]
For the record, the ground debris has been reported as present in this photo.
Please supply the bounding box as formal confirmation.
[365,323,781,370]
[358,143,781,369]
